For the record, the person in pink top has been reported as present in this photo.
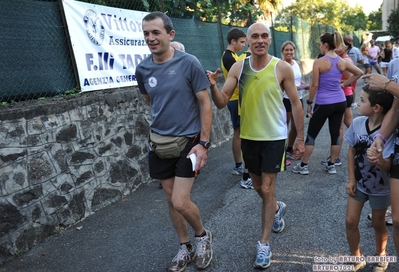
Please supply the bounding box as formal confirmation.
[368,40,382,74]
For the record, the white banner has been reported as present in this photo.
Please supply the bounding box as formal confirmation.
[61,0,150,92]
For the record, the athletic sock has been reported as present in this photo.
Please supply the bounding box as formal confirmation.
[235,162,242,168]
[301,162,308,167]
[180,241,192,251]
[243,172,250,180]
[195,230,206,237]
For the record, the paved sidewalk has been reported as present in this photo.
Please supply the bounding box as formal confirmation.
[1,83,398,272]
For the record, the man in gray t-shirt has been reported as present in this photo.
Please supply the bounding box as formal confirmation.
[135,12,213,272]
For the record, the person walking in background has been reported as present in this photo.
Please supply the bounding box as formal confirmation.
[281,41,309,164]
[345,85,394,272]
[221,28,253,189]
[292,32,363,175]
[380,40,392,77]
[136,12,213,272]
[361,43,371,86]
[368,40,382,75]
[393,40,399,59]
[344,35,363,110]
[207,23,305,269]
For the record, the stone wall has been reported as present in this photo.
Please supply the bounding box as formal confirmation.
[0,85,232,264]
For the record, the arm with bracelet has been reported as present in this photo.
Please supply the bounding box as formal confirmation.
[362,73,399,152]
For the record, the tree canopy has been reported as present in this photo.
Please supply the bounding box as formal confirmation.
[282,0,367,32]
[387,7,399,38]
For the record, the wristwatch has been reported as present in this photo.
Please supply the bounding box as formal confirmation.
[199,141,211,149]
[306,99,313,105]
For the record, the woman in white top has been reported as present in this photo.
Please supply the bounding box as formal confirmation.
[281,41,309,165]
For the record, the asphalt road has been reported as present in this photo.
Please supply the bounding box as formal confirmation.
[1,84,398,272]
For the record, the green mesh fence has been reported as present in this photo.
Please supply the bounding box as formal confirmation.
[0,0,364,104]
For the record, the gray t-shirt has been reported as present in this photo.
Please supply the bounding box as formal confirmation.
[136,50,209,137]
[344,116,394,196]
[347,46,363,64]
[388,57,399,81]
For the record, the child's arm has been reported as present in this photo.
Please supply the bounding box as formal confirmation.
[346,146,357,196]
[367,146,391,172]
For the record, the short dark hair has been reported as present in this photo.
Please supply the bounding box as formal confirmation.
[227,28,246,44]
[362,84,394,114]
[142,12,173,33]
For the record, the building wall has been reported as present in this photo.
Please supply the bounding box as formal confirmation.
[382,0,399,31]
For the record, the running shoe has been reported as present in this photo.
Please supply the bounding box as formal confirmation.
[292,162,309,175]
[285,159,291,166]
[168,244,196,272]
[353,260,366,272]
[286,151,296,160]
[240,178,254,189]
[373,251,388,272]
[232,165,244,175]
[254,241,272,269]
[321,156,342,166]
[273,201,286,233]
[195,229,213,270]
[324,164,337,174]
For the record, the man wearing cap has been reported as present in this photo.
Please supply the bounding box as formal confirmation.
[344,35,364,109]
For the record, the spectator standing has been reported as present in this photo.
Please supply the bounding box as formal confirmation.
[380,40,393,77]
[361,43,371,86]
[363,72,399,258]
[368,40,382,74]
[221,28,253,189]
[344,35,363,109]
[321,41,355,166]
[345,85,394,272]
[135,12,213,272]
[281,41,309,164]
[292,32,363,175]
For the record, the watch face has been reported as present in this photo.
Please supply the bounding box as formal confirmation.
[200,141,210,148]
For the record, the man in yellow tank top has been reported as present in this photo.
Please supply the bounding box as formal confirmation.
[206,23,305,269]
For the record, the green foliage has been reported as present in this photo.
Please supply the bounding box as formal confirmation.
[63,88,80,96]
[367,7,382,30]
[388,7,399,38]
[283,0,366,32]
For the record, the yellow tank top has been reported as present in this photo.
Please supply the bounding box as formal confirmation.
[238,56,287,140]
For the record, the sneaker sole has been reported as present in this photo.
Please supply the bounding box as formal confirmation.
[241,184,254,189]
[292,169,309,175]
[232,171,242,175]
[254,251,272,269]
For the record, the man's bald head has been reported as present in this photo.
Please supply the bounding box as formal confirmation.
[170,41,185,52]
[247,22,271,37]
